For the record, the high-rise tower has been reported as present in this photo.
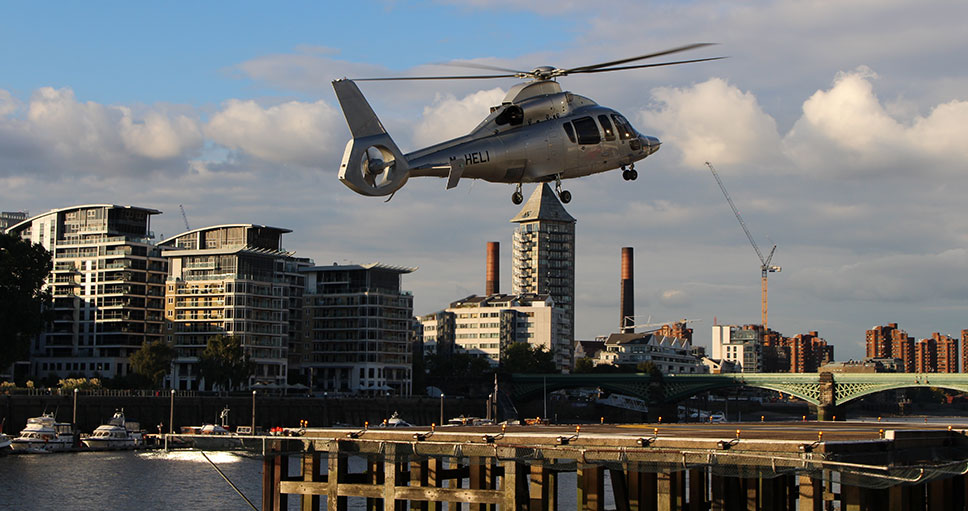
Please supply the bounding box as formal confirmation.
[510,184,576,355]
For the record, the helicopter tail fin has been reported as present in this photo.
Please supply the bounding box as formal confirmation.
[332,79,411,197]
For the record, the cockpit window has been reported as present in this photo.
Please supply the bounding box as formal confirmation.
[562,122,576,143]
[572,116,601,145]
[598,115,615,141]
[611,114,636,140]
[495,105,524,126]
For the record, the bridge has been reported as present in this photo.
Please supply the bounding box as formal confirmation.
[510,372,968,420]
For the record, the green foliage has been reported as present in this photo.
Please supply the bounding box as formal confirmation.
[129,340,176,388]
[0,232,52,369]
[197,335,253,392]
[424,352,494,397]
[500,342,558,374]
[59,377,102,391]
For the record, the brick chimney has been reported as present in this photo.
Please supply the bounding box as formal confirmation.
[486,241,499,296]
[621,247,634,333]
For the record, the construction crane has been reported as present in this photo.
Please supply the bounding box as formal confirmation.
[705,162,781,329]
[178,204,190,231]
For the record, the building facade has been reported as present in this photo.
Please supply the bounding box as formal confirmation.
[300,263,414,396]
[915,333,958,373]
[1,211,28,231]
[7,205,166,380]
[161,224,309,390]
[419,293,571,370]
[596,332,706,374]
[866,323,915,373]
[510,184,575,364]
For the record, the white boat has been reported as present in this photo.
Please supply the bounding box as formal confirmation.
[82,410,144,450]
[10,413,74,452]
[0,433,11,453]
[596,393,649,414]
[180,406,243,450]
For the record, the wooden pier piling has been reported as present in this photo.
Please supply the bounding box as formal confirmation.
[259,423,968,510]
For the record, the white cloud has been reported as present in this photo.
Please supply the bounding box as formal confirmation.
[411,88,506,148]
[0,90,16,116]
[205,99,345,168]
[119,108,203,160]
[783,67,968,176]
[639,78,784,170]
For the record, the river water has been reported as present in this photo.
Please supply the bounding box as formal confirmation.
[0,449,598,511]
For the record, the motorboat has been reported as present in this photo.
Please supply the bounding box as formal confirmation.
[0,433,11,453]
[375,411,412,428]
[179,406,243,450]
[82,409,144,450]
[10,413,74,452]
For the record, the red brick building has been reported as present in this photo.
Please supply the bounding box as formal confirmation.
[787,331,834,373]
[866,323,915,373]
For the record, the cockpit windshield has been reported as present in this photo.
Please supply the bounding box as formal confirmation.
[611,114,636,140]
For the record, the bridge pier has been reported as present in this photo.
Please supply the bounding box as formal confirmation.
[815,404,845,421]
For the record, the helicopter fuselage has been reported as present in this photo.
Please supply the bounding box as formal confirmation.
[405,82,660,184]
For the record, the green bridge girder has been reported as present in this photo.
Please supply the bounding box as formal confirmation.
[511,372,968,406]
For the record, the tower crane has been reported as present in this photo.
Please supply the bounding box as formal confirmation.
[705,162,781,329]
[178,204,190,231]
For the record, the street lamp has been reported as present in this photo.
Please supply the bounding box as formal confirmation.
[72,388,78,428]
[439,393,445,426]
[169,389,175,435]
[251,390,257,434]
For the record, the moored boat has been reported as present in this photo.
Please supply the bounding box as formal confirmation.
[81,409,144,450]
[10,413,74,453]
[0,432,11,453]
[180,406,243,450]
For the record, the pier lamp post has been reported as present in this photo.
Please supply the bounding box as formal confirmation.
[169,389,175,435]
[251,390,256,434]
[72,388,78,425]
[439,393,445,426]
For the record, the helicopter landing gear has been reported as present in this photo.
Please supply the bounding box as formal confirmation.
[554,175,572,204]
[621,164,638,181]
[512,183,523,205]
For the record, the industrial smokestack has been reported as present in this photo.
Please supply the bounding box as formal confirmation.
[486,241,500,296]
[621,247,634,333]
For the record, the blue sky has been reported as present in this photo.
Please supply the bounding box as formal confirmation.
[1,2,576,104]
[3,1,968,361]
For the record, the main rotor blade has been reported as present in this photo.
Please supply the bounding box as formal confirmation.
[562,43,717,75]
[352,73,519,81]
[431,61,529,75]
[571,56,727,74]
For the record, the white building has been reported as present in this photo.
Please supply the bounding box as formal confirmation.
[7,205,166,381]
[419,293,570,370]
[711,325,762,373]
[595,332,707,374]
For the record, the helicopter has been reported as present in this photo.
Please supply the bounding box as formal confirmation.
[332,44,723,205]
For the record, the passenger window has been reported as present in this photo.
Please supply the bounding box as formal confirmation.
[611,114,634,140]
[562,122,576,143]
[572,117,601,145]
[598,115,615,141]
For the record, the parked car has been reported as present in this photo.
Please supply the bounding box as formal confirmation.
[708,412,727,423]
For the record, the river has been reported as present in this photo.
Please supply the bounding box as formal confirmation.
[0,449,600,510]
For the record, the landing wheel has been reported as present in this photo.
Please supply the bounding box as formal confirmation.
[512,191,523,205]
[629,169,638,180]
[559,190,572,204]
[622,169,631,181]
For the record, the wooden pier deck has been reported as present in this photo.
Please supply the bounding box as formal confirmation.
[258,421,968,510]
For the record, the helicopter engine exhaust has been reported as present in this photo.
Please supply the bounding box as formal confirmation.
[333,79,410,197]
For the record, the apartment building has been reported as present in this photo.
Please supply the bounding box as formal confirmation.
[419,293,571,370]
[595,332,706,374]
[510,184,575,362]
[161,224,309,391]
[866,323,915,373]
[299,263,414,396]
[0,211,28,231]
[7,205,166,380]
[915,333,958,373]
[787,331,834,373]
[711,325,762,373]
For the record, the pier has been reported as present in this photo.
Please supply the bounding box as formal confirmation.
[258,421,968,510]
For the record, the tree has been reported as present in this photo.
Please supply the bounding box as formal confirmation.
[500,342,558,374]
[0,232,52,371]
[130,340,176,388]
[197,335,253,392]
